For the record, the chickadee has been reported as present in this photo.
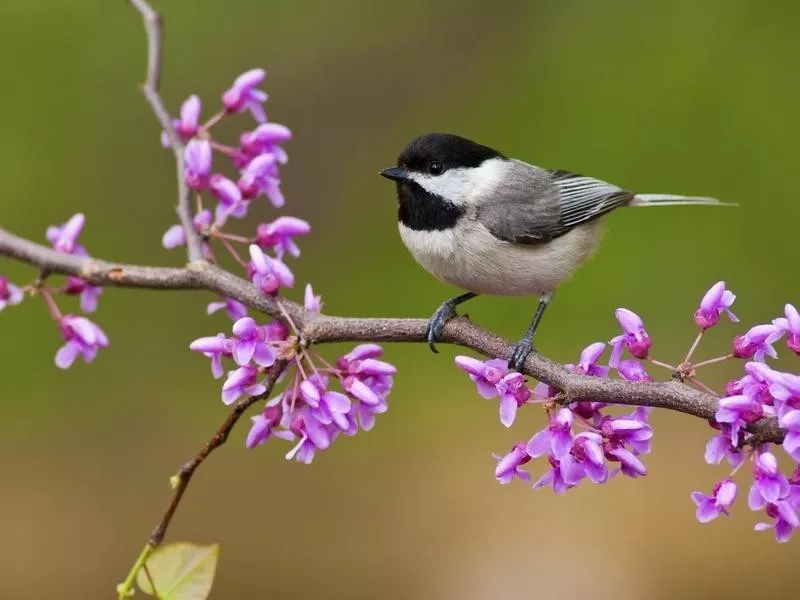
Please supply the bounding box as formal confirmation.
[380,133,729,372]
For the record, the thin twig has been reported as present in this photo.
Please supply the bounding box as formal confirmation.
[116,360,288,599]
[128,0,204,263]
[149,360,288,545]
[0,225,786,445]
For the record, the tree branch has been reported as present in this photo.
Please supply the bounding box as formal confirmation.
[129,0,204,263]
[0,225,785,444]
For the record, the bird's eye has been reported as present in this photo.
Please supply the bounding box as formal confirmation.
[428,161,443,175]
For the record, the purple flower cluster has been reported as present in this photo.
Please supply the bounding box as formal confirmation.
[467,341,653,492]
[171,67,392,465]
[191,290,395,463]
[161,69,296,255]
[457,281,799,543]
[157,70,311,307]
[0,213,110,367]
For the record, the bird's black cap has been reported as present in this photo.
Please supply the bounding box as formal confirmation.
[394,133,504,173]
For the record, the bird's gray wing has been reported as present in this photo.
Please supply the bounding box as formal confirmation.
[477,162,634,244]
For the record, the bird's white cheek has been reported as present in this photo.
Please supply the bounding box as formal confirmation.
[406,159,506,206]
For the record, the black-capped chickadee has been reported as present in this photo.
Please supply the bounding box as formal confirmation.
[380,133,729,372]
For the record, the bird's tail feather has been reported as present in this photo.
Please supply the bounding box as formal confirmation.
[630,194,736,207]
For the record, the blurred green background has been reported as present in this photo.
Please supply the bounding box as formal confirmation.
[1,0,799,598]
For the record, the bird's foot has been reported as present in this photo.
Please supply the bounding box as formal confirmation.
[508,337,535,373]
[426,301,458,353]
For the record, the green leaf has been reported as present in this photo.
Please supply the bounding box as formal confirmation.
[136,542,219,600]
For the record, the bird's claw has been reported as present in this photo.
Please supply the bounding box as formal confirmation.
[508,338,535,373]
[426,302,457,353]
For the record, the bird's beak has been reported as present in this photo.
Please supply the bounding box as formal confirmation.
[379,166,408,182]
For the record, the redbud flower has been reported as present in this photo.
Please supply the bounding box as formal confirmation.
[754,501,800,543]
[184,139,212,190]
[189,333,233,379]
[221,365,266,405]
[239,122,292,161]
[565,342,610,378]
[454,356,508,399]
[338,343,384,365]
[210,174,247,225]
[162,210,212,249]
[749,451,790,505]
[694,281,738,328]
[767,370,800,413]
[760,370,800,460]
[560,432,607,485]
[64,276,102,313]
[246,405,293,449]
[238,153,284,207]
[732,324,782,361]
[691,479,737,522]
[301,379,352,431]
[336,343,394,431]
[231,317,276,367]
[609,309,651,367]
[285,411,331,464]
[0,276,23,311]
[304,283,322,313]
[704,432,744,467]
[600,415,653,455]
[353,395,388,432]
[161,95,201,147]
[46,213,86,255]
[780,410,800,461]
[263,320,289,341]
[495,372,531,428]
[773,303,800,356]
[256,217,311,258]
[247,244,294,295]
[533,455,571,494]
[605,446,648,478]
[343,376,381,406]
[222,68,268,122]
[55,314,109,369]
[526,408,574,460]
[727,361,780,407]
[493,443,532,484]
[207,297,248,321]
[715,393,764,445]
[617,359,652,382]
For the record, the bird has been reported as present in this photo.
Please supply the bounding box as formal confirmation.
[379,132,730,372]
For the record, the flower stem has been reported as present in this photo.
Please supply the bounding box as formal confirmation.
[648,358,678,371]
[276,298,301,337]
[684,330,704,364]
[39,288,62,321]
[209,140,237,156]
[692,354,734,369]
[202,109,226,131]
[195,192,204,215]
[215,231,254,244]
[215,236,249,269]
[116,542,155,599]
[687,377,718,396]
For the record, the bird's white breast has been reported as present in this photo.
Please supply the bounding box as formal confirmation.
[398,219,602,296]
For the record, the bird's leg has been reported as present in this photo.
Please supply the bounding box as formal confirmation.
[426,292,478,353]
[508,292,552,372]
